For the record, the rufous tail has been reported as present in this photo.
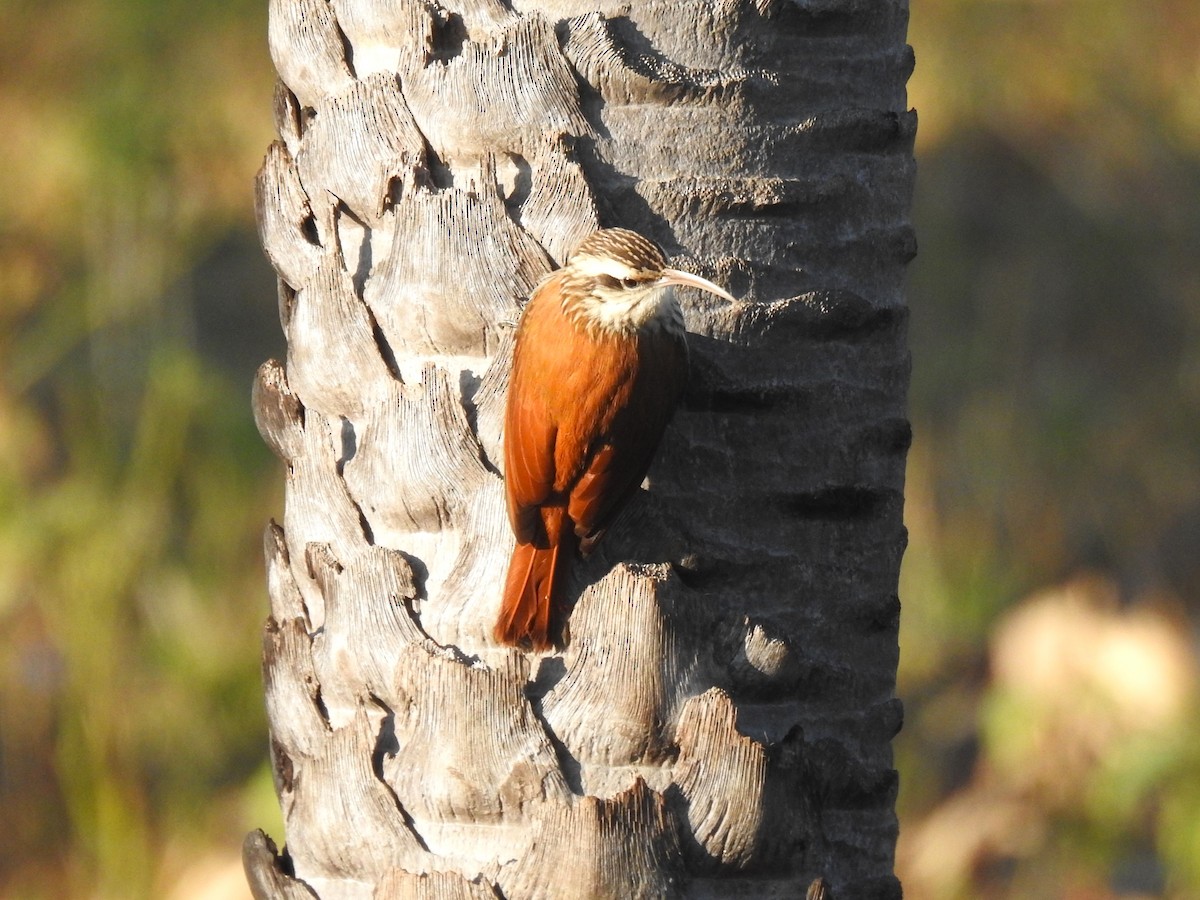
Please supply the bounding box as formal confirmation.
[495,509,571,650]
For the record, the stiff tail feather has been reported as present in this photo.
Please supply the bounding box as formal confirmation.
[495,509,571,650]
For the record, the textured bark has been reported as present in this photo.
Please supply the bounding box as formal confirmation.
[249,1,914,897]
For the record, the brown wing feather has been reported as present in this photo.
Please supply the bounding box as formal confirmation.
[503,273,567,544]
[499,275,687,648]
[567,329,688,550]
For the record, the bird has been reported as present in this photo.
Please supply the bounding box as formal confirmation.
[495,228,736,650]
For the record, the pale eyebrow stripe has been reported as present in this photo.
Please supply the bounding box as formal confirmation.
[570,255,637,280]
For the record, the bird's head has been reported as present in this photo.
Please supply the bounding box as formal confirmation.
[559,228,735,335]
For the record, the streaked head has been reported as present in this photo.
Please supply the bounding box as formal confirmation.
[561,228,735,334]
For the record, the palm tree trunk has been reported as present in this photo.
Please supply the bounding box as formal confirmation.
[248,1,914,898]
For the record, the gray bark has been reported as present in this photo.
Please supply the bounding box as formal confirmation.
[249,0,914,897]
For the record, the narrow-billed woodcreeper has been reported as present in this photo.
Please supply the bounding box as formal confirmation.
[496,228,735,650]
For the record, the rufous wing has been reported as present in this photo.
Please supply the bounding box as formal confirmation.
[568,330,688,553]
[503,276,566,544]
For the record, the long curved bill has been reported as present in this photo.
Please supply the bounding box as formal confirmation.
[660,268,736,303]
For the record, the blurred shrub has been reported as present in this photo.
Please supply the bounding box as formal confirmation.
[899,577,1199,898]
[899,1,1200,897]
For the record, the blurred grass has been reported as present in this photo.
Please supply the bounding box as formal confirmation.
[899,1,1200,897]
[2,0,1200,897]
[0,0,282,896]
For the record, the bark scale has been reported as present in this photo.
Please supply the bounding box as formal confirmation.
[248,1,914,897]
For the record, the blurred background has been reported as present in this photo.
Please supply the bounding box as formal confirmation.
[0,1,1197,897]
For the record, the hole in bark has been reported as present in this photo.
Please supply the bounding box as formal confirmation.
[299,213,320,247]
[422,147,454,191]
[276,843,299,879]
[386,173,405,210]
[429,12,467,60]
[336,418,357,470]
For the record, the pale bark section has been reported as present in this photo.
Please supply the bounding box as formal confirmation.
[250,0,912,897]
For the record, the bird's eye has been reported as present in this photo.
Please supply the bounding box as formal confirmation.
[621,277,639,289]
